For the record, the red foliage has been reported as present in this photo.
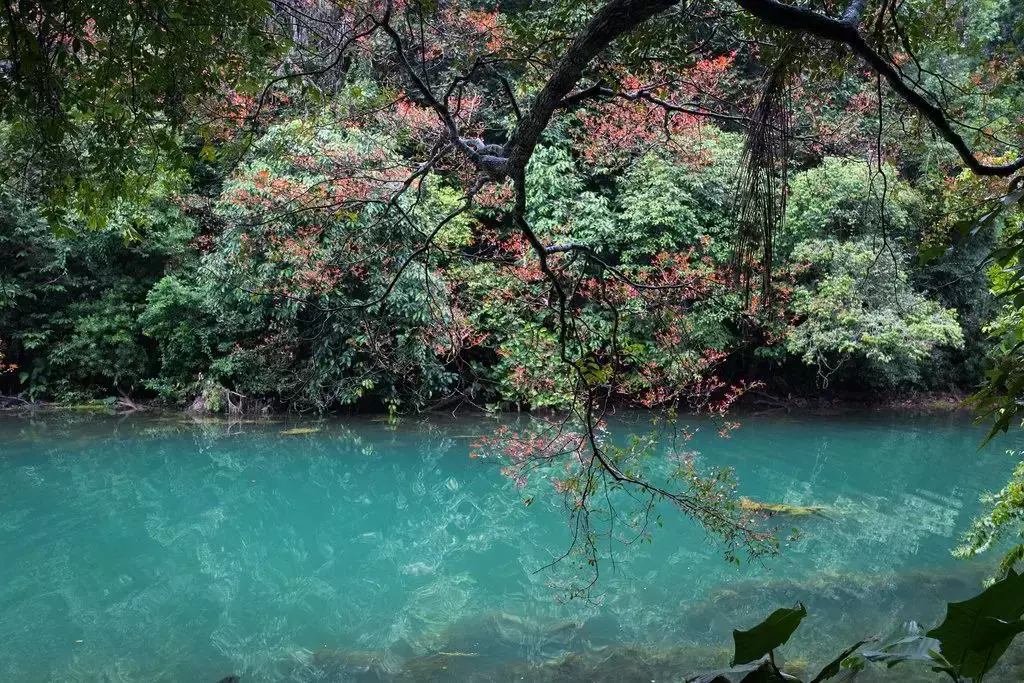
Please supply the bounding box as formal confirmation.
[574,56,735,167]
[0,339,15,375]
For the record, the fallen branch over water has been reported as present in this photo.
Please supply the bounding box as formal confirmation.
[739,498,830,518]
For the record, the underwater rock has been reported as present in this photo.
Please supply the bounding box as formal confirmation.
[385,642,734,682]
[396,652,485,682]
[488,643,731,683]
[432,611,562,658]
[278,623,1024,682]
[417,610,624,663]
[303,647,402,682]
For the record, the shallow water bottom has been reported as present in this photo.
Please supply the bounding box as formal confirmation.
[0,412,1021,681]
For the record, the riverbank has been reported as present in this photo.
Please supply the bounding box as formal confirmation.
[0,389,973,419]
[740,390,971,415]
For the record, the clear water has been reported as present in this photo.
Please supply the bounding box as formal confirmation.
[0,411,1021,682]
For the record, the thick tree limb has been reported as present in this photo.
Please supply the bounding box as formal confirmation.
[377,2,510,178]
[736,0,1024,177]
[504,0,682,173]
[383,0,1022,183]
[382,0,685,178]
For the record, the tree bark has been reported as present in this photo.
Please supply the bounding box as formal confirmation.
[504,0,681,173]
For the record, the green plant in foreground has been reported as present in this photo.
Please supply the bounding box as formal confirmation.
[955,450,1024,577]
[691,569,1024,682]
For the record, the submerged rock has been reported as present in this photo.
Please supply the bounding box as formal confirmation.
[301,647,403,681]
[289,612,732,682]
[416,610,624,663]
[393,643,731,682]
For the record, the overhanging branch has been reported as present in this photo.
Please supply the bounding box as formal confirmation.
[504,0,682,173]
[556,82,748,125]
[736,0,1024,177]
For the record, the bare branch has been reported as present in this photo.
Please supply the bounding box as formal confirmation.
[556,82,748,125]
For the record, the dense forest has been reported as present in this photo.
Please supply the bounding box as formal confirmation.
[0,0,1019,419]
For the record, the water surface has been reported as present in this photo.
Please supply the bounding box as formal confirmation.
[0,411,1020,681]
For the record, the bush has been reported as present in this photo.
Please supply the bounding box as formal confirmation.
[786,238,964,388]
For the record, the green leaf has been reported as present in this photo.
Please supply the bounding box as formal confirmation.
[738,659,790,682]
[859,621,940,668]
[732,603,807,665]
[808,638,875,682]
[918,241,948,265]
[573,356,611,384]
[927,568,1024,678]
[968,617,1024,656]
[968,183,1024,239]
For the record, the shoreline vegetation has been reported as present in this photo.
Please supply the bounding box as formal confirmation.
[3,4,1013,432]
[0,389,974,418]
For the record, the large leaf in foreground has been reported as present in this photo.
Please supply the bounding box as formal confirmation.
[808,637,875,682]
[687,656,772,683]
[732,603,807,665]
[927,568,1024,678]
[688,657,798,682]
[858,621,940,667]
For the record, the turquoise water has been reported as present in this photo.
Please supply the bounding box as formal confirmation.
[0,412,1021,681]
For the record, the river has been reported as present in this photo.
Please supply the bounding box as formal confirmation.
[0,411,1021,681]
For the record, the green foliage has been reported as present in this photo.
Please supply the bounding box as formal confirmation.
[0,0,280,226]
[856,621,938,668]
[786,238,964,388]
[137,120,468,411]
[525,145,606,237]
[694,573,1024,682]
[523,136,743,264]
[926,568,1024,679]
[0,178,193,400]
[139,276,222,401]
[0,0,1017,415]
[491,324,575,409]
[955,451,1024,576]
[783,157,917,257]
[971,200,1024,437]
[731,603,806,665]
[613,154,718,261]
[45,285,150,392]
